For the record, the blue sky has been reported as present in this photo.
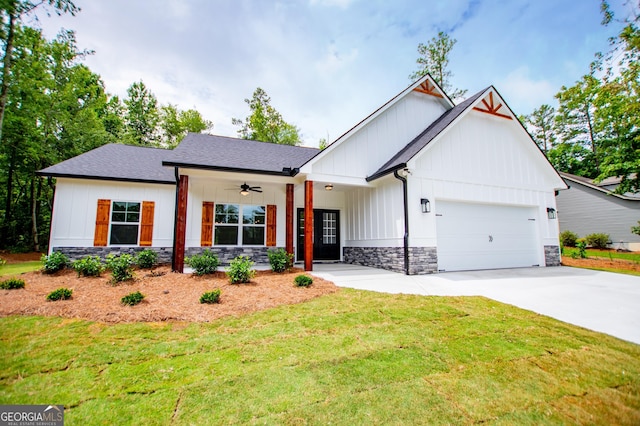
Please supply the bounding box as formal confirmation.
[37,0,632,147]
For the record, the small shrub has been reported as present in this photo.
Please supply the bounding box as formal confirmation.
[585,233,610,249]
[0,256,5,266]
[0,277,25,290]
[41,251,69,274]
[72,256,104,277]
[121,291,145,306]
[227,256,256,284]
[200,289,221,304]
[136,249,158,269]
[267,248,294,273]
[559,230,579,247]
[186,250,219,275]
[106,254,135,283]
[294,275,313,287]
[576,241,587,259]
[47,287,72,301]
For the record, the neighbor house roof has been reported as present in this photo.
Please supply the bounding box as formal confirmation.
[37,144,176,184]
[163,133,320,176]
[561,172,640,201]
[366,89,487,181]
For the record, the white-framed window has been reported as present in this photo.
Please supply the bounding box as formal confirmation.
[214,204,265,245]
[109,201,141,245]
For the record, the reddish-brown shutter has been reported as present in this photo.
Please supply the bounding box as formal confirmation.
[201,201,214,246]
[266,204,277,247]
[139,201,155,246]
[94,199,111,247]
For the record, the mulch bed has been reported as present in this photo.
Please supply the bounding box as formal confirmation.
[0,266,339,323]
[561,255,640,273]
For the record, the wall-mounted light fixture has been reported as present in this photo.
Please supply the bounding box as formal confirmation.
[324,184,333,191]
[547,207,556,219]
[421,198,431,213]
[399,167,410,177]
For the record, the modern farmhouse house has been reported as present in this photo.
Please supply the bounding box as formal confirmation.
[39,75,567,274]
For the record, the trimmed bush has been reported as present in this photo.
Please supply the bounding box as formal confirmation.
[559,230,579,248]
[72,256,104,277]
[0,277,25,290]
[294,275,313,287]
[47,287,72,301]
[267,248,294,273]
[106,254,135,283]
[41,251,69,274]
[186,250,219,276]
[585,233,610,249]
[200,289,221,304]
[121,291,145,306]
[227,256,256,284]
[136,249,158,269]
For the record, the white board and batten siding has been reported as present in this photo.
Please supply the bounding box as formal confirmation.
[309,92,447,179]
[48,178,176,250]
[344,175,405,248]
[408,110,563,271]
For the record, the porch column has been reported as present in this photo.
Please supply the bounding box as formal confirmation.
[172,174,188,273]
[285,183,294,256]
[304,180,313,271]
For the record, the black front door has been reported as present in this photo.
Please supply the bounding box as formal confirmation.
[297,209,340,261]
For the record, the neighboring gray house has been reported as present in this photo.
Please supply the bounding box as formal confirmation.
[557,173,640,251]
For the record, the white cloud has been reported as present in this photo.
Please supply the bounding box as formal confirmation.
[497,67,557,115]
[309,0,355,9]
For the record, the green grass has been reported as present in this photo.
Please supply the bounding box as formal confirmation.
[1,290,639,425]
[0,260,41,277]
[563,248,640,262]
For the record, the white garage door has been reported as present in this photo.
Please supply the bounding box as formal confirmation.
[436,201,540,272]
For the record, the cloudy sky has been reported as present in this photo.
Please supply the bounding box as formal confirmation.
[36,0,631,147]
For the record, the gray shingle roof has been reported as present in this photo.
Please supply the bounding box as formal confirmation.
[367,88,488,181]
[163,133,320,175]
[37,144,176,184]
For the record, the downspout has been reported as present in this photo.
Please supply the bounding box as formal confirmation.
[171,167,180,271]
[393,169,409,275]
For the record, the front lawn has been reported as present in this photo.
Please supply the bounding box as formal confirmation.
[1,290,639,425]
[0,260,42,277]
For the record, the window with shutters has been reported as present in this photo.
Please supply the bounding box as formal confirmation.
[213,204,266,246]
[110,201,141,245]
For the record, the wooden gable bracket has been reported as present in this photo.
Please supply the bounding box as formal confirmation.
[413,80,444,98]
[472,92,512,120]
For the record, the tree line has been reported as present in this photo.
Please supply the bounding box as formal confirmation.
[521,1,639,194]
[0,1,213,251]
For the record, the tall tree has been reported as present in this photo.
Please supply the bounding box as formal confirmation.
[0,0,79,143]
[160,104,213,148]
[0,25,110,249]
[595,0,640,193]
[409,31,467,99]
[554,74,602,177]
[124,80,159,146]
[232,87,301,145]
[522,104,557,154]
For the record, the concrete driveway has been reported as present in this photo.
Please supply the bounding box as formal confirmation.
[311,264,640,345]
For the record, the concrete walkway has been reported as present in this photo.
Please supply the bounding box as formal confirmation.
[310,264,640,345]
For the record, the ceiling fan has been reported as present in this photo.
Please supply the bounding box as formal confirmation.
[230,182,262,196]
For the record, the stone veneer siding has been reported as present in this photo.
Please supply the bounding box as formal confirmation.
[343,246,438,275]
[185,247,280,265]
[544,245,561,266]
[54,247,173,264]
